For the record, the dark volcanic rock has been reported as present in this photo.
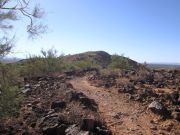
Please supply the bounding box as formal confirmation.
[172,112,180,121]
[141,89,157,97]
[81,118,95,131]
[95,126,112,135]
[42,124,68,135]
[32,105,46,116]
[22,84,32,95]
[170,91,179,105]
[135,89,158,101]
[64,70,76,76]
[148,101,170,117]
[22,88,32,95]
[80,118,112,135]
[69,91,98,111]
[65,125,80,135]
[38,114,68,135]
[119,84,135,94]
[51,101,66,109]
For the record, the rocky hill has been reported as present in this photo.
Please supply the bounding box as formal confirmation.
[64,51,139,69]
[64,51,111,68]
[15,51,139,70]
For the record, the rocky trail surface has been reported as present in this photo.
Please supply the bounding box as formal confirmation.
[70,77,179,135]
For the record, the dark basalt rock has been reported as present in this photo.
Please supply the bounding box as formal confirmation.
[51,101,66,109]
[69,91,98,111]
[120,84,135,94]
[172,112,180,121]
[170,91,179,105]
[148,101,170,117]
[65,125,80,135]
[95,126,112,135]
[80,118,95,132]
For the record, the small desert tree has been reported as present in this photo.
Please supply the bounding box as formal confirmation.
[0,0,46,118]
[0,0,46,57]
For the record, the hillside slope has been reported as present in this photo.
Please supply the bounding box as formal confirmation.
[64,51,111,68]
[64,51,139,69]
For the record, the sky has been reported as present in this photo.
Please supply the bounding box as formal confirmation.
[8,0,180,63]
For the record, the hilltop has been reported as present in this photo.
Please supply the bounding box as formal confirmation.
[64,51,112,68]
[15,51,139,70]
[64,51,139,69]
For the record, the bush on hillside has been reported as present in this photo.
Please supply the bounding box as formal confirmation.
[20,49,66,77]
[66,59,101,70]
[108,54,133,70]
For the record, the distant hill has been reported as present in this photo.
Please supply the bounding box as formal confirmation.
[5,51,140,70]
[64,51,139,69]
[64,51,112,68]
[147,63,180,69]
[0,57,21,63]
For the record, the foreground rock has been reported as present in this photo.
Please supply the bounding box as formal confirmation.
[69,91,98,111]
[172,112,180,121]
[148,101,170,117]
[51,101,66,109]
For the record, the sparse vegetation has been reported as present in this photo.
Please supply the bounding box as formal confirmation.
[108,54,133,70]
[0,0,45,117]
[66,59,101,70]
[0,62,21,118]
[20,49,65,77]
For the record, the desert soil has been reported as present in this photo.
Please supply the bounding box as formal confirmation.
[70,77,162,135]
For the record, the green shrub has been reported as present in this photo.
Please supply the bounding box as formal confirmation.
[20,49,66,77]
[0,85,21,118]
[20,57,65,77]
[66,59,100,70]
[108,54,133,70]
[0,62,21,118]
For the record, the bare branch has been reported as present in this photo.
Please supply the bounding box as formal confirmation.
[32,5,44,18]
[0,0,46,56]
[28,23,47,39]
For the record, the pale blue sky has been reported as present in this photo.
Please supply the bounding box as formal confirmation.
[9,0,180,63]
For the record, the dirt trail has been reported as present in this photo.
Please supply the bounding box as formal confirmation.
[70,77,158,135]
